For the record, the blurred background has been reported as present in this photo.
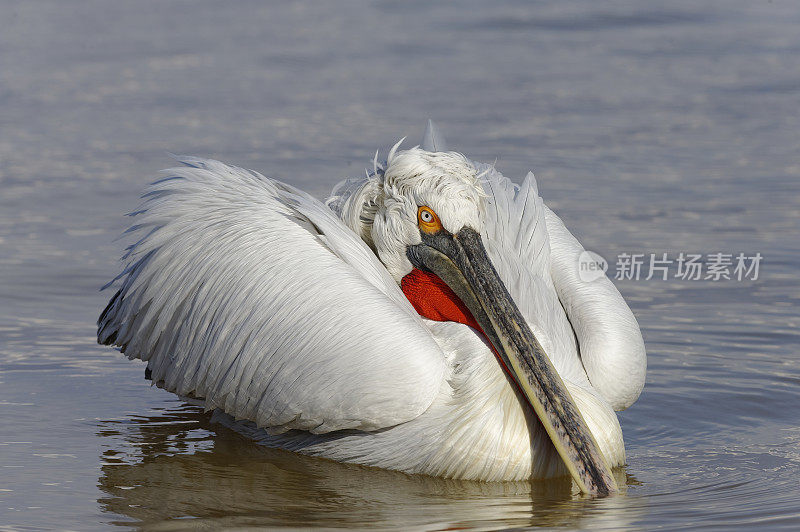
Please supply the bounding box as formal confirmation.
[1,1,799,529]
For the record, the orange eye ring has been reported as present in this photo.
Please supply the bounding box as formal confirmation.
[417,206,443,234]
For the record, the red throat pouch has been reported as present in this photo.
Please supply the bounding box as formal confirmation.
[400,268,484,334]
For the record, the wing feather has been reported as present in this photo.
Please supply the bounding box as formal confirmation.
[476,163,589,387]
[544,206,647,410]
[99,158,446,434]
[476,160,645,406]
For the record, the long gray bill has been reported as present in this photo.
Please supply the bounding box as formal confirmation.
[408,227,618,496]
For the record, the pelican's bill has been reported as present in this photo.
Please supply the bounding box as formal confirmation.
[408,227,618,496]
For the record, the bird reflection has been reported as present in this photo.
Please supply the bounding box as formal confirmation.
[96,402,643,529]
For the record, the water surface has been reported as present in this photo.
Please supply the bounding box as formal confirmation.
[2,1,799,529]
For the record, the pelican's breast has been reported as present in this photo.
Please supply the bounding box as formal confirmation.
[414,321,564,481]
[414,320,625,482]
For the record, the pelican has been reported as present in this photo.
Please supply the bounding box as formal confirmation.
[98,121,646,495]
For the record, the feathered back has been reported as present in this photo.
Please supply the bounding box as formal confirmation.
[99,157,447,434]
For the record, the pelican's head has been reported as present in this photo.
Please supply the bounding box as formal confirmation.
[336,144,617,496]
[371,147,485,282]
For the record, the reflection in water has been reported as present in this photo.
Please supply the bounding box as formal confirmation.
[97,404,644,530]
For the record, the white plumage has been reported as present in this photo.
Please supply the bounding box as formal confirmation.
[99,122,646,485]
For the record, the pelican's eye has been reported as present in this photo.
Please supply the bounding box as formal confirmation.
[417,206,443,234]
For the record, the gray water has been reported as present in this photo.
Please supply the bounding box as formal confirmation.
[2,1,799,529]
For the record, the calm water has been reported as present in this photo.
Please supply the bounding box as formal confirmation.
[2,1,799,529]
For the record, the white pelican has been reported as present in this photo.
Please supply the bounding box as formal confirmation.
[98,121,646,495]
